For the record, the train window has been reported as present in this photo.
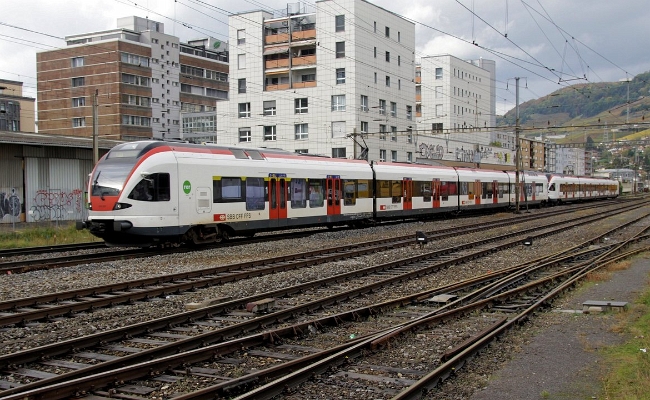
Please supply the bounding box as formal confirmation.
[549,183,555,191]
[459,182,468,196]
[127,173,170,201]
[213,177,243,202]
[230,149,248,159]
[536,183,544,194]
[413,181,431,202]
[447,182,458,196]
[343,180,357,206]
[525,183,533,197]
[391,180,402,203]
[291,179,307,208]
[440,182,449,201]
[247,150,264,160]
[357,179,371,198]
[378,180,391,198]
[246,177,265,210]
[309,179,325,207]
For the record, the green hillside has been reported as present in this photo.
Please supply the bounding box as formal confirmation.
[498,71,650,129]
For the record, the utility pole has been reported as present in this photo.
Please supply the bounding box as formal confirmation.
[515,77,521,213]
[92,89,99,165]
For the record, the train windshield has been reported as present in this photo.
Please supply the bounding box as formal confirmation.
[90,142,158,197]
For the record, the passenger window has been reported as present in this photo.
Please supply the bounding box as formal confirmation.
[391,180,402,203]
[343,180,357,206]
[291,178,307,208]
[214,177,243,202]
[246,177,265,210]
[309,179,325,208]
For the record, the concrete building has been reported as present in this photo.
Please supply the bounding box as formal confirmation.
[36,17,228,141]
[223,0,416,162]
[0,79,35,133]
[416,55,495,135]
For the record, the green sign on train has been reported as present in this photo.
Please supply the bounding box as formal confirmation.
[183,180,191,194]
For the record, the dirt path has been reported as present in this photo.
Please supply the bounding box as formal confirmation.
[470,254,650,400]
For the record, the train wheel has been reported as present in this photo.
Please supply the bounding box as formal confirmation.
[220,229,231,242]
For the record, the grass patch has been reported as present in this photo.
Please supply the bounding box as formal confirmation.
[0,224,98,249]
[601,280,650,399]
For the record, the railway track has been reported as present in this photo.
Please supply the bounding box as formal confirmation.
[0,201,640,328]
[0,201,647,398]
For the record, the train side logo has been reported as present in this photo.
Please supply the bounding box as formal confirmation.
[183,180,191,194]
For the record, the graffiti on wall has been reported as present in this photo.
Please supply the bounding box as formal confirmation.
[29,189,84,222]
[417,141,512,165]
[418,143,445,160]
[0,188,21,221]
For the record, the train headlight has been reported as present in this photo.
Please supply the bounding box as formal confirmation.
[113,202,133,210]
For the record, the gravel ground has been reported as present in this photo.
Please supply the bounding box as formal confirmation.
[462,253,650,400]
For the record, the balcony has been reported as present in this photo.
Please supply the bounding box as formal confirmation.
[415,76,421,84]
[292,28,316,41]
[293,81,316,89]
[292,55,316,66]
[266,83,291,91]
[265,58,290,69]
[416,94,422,102]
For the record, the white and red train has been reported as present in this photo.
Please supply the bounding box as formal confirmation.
[76,141,619,246]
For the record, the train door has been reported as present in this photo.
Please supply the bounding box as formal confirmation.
[402,178,412,210]
[474,180,481,205]
[492,180,498,204]
[268,176,287,224]
[326,176,341,216]
[432,179,441,208]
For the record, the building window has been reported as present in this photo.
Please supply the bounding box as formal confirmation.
[71,57,84,67]
[122,115,151,126]
[331,95,346,111]
[360,121,368,134]
[72,117,85,127]
[295,98,308,114]
[121,52,149,67]
[237,29,246,45]
[398,55,401,66]
[263,100,276,116]
[335,41,345,58]
[379,149,386,162]
[436,104,443,117]
[386,76,390,87]
[398,32,401,42]
[406,128,413,143]
[374,72,377,84]
[391,126,397,141]
[385,51,390,62]
[122,73,150,87]
[407,152,412,162]
[335,15,345,32]
[332,148,346,158]
[336,68,345,84]
[71,77,85,87]
[238,54,246,69]
[435,67,443,79]
[379,125,387,140]
[374,47,377,58]
[390,102,397,117]
[435,86,443,98]
[295,123,309,140]
[238,78,246,93]
[239,127,251,142]
[398,79,401,90]
[295,149,308,154]
[374,21,377,33]
[360,95,368,112]
[238,102,251,118]
[385,26,390,38]
[391,150,397,162]
[72,97,85,107]
[378,99,386,115]
[406,105,412,120]
[264,125,277,141]
[301,73,316,82]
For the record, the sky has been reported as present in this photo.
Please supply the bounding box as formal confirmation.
[1,0,649,116]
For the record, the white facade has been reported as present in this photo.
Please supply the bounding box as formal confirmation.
[555,147,585,175]
[416,55,494,135]
[223,0,416,162]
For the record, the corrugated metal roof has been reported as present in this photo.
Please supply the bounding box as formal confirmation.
[0,131,123,150]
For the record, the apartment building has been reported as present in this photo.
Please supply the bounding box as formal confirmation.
[416,55,495,135]
[0,79,35,133]
[224,0,416,162]
[36,17,228,141]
